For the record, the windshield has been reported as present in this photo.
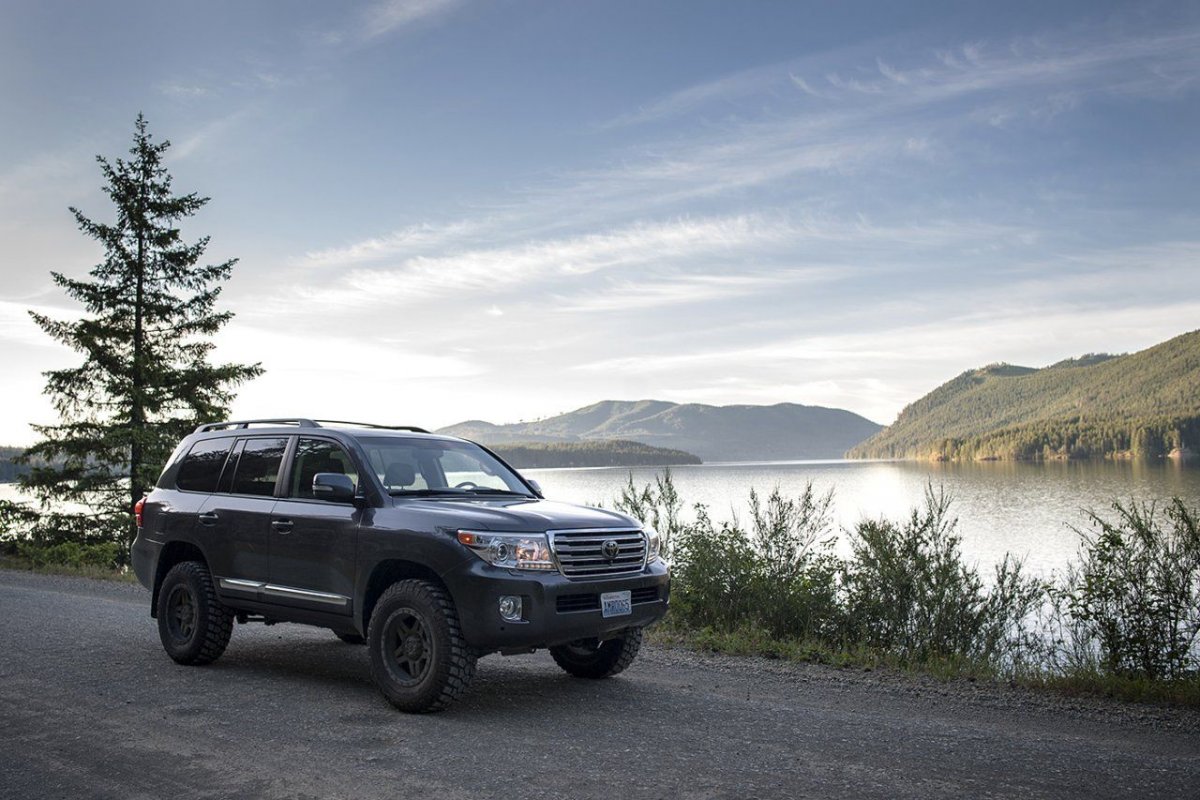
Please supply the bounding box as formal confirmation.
[357,436,532,497]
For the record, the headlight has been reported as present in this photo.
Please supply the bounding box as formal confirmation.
[456,530,555,571]
[644,525,661,563]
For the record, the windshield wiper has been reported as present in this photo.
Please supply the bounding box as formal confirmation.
[459,488,532,497]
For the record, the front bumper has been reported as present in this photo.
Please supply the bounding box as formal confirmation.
[445,558,670,653]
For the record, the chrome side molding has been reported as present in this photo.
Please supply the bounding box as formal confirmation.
[217,577,350,609]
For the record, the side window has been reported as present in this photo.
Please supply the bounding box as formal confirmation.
[175,438,234,493]
[228,438,287,497]
[290,438,359,500]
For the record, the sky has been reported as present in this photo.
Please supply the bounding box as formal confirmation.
[1,0,1198,445]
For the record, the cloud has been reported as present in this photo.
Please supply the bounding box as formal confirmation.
[290,214,802,308]
[169,110,252,161]
[360,0,461,41]
[553,269,839,313]
[297,219,495,268]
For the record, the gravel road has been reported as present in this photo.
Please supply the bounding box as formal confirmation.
[1,570,1197,799]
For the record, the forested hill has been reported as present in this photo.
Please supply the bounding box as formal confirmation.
[490,440,701,469]
[440,400,882,461]
[849,329,1200,461]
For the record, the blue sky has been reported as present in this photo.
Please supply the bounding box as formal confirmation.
[1,1,1198,444]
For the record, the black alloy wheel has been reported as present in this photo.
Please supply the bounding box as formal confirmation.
[156,560,234,665]
[367,579,477,713]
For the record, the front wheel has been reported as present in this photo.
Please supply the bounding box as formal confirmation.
[367,579,477,712]
[550,628,642,679]
[156,560,233,665]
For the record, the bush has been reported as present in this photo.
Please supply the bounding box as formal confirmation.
[744,485,841,641]
[840,486,1044,667]
[1059,499,1200,680]
[618,473,1048,674]
[12,540,122,570]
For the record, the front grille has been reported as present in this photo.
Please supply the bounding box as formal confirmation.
[556,593,600,613]
[555,586,660,614]
[551,529,647,578]
[630,586,659,604]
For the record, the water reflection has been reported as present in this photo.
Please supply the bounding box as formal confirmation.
[525,459,1200,578]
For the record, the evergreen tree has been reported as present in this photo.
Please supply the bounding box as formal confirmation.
[9,114,261,547]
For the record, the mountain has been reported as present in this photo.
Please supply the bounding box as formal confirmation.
[440,400,883,462]
[849,329,1200,461]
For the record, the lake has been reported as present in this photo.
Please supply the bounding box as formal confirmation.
[524,459,1200,579]
[4,459,1197,579]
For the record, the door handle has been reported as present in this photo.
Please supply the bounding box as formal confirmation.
[272,519,294,534]
[198,512,219,526]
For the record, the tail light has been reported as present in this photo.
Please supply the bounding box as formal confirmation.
[134,496,145,528]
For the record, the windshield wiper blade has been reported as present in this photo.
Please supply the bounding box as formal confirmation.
[461,488,532,497]
[388,488,464,497]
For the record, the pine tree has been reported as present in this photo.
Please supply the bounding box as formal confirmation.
[11,114,262,548]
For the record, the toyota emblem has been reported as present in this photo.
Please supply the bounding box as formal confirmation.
[601,539,620,561]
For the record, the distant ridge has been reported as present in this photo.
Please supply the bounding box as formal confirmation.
[439,400,882,461]
[849,329,1200,461]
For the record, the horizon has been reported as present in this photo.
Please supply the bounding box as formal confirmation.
[3,1,1199,445]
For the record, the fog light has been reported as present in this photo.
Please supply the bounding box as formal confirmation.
[498,595,523,622]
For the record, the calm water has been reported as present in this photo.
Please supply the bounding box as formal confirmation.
[525,459,1200,578]
[5,460,1197,578]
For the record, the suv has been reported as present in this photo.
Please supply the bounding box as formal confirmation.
[131,418,669,712]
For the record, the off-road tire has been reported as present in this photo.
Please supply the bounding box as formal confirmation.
[156,560,234,666]
[550,628,642,679]
[335,632,366,645]
[367,579,477,713]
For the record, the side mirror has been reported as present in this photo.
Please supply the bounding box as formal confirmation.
[526,478,543,497]
[313,473,355,503]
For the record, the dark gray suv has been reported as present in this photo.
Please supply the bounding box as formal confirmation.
[131,418,669,712]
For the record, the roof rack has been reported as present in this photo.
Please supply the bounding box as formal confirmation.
[193,418,429,434]
[310,419,430,433]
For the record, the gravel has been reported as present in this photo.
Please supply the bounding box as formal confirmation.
[1,569,1197,799]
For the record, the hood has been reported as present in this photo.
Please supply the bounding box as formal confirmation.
[384,497,641,533]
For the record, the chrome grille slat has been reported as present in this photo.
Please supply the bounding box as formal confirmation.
[551,528,647,578]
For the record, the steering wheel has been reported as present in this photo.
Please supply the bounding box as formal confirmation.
[453,481,479,490]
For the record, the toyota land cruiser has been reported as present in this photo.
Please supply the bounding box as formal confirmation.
[131,418,669,712]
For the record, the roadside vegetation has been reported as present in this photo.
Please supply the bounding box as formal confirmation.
[616,470,1200,707]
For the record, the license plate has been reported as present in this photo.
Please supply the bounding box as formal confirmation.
[601,590,632,618]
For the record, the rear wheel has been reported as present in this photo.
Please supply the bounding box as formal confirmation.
[550,628,642,679]
[367,579,476,712]
[156,560,233,665]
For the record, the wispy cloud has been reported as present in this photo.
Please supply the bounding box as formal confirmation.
[297,219,496,268]
[552,269,837,313]
[169,110,253,161]
[364,0,460,38]
[602,25,1200,131]
[291,214,802,308]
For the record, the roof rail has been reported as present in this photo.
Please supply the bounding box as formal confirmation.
[310,420,430,433]
[193,418,430,434]
[194,418,320,433]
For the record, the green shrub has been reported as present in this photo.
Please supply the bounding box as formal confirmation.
[13,540,122,570]
[1060,499,1200,680]
[744,485,841,641]
[840,486,1045,667]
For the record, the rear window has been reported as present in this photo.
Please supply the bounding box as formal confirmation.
[228,437,288,497]
[175,438,234,493]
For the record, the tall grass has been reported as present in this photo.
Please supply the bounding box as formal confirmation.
[616,471,1200,702]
